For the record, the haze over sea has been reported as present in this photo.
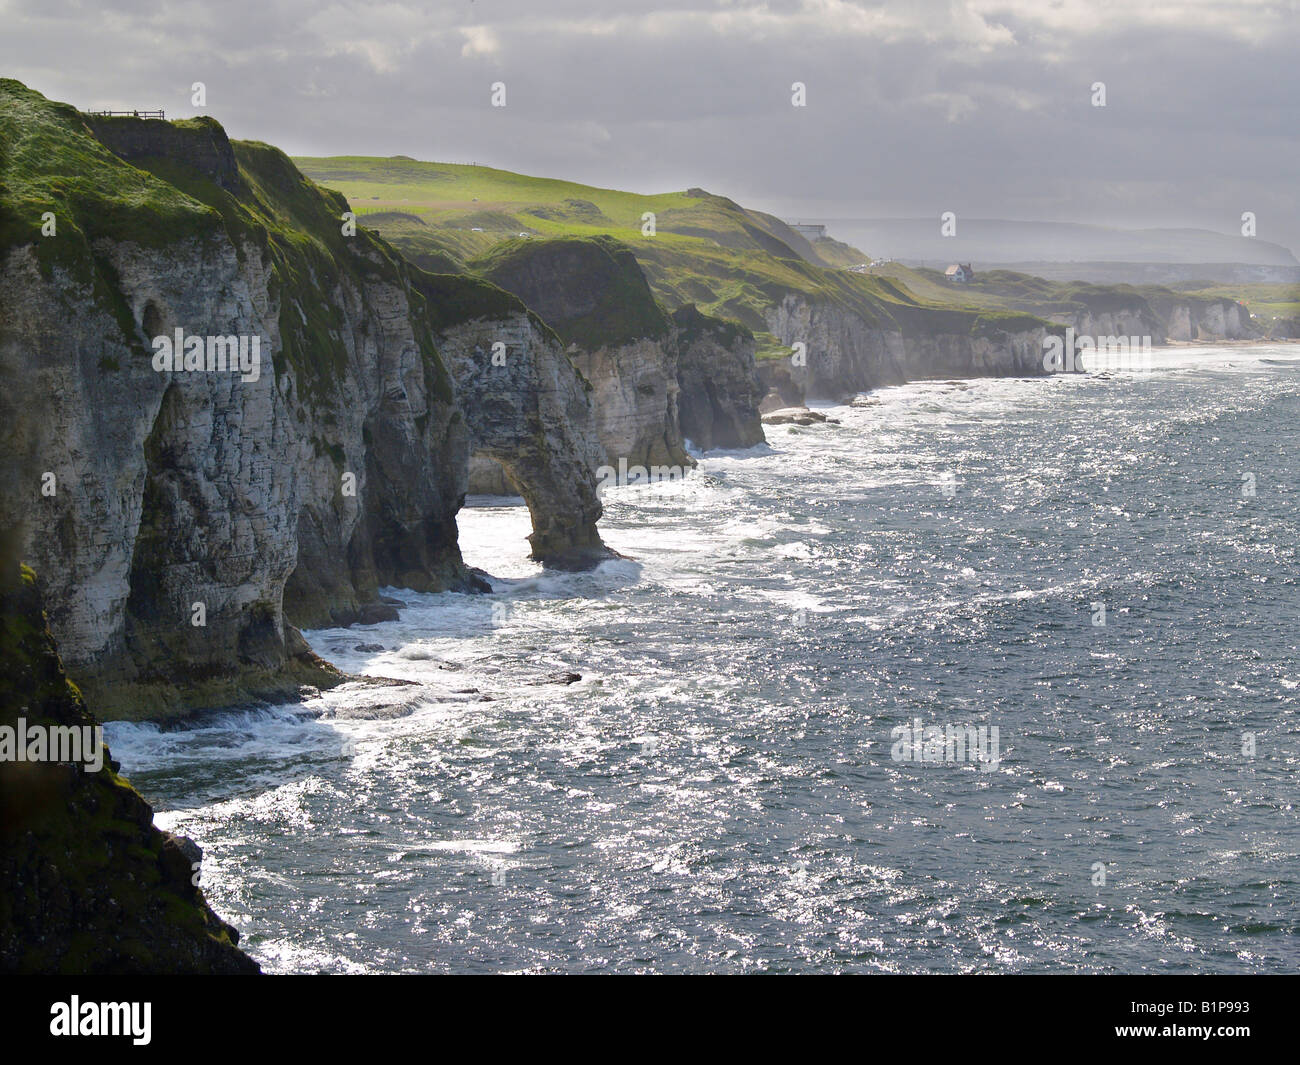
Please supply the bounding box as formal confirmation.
[106,345,1300,973]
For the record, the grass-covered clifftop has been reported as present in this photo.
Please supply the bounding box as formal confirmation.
[294,154,1055,358]
[292,157,856,265]
[0,80,219,262]
[472,234,671,351]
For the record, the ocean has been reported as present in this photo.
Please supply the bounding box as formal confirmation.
[105,344,1300,973]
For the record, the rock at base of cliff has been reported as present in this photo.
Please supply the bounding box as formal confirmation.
[761,407,841,426]
[0,561,260,974]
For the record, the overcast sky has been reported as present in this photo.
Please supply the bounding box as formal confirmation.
[4,0,1296,252]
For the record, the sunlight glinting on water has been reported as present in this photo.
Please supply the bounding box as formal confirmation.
[109,346,1300,973]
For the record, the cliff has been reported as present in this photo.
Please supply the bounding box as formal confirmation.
[897,268,1258,345]
[0,558,258,973]
[672,304,766,451]
[0,81,484,719]
[759,292,1056,403]
[1143,293,1252,341]
[474,236,694,469]
[1054,291,1250,343]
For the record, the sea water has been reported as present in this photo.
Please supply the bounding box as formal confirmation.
[105,344,1300,973]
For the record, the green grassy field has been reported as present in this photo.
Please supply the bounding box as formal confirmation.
[1166,281,1300,321]
[294,155,839,262]
[294,156,882,318]
[293,155,1051,354]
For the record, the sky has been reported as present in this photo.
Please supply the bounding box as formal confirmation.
[3,0,1296,254]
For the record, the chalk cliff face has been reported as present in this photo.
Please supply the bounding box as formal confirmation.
[0,561,258,973]
[474,236,694,469]
[417,273,612,568]
[1059,307,1164,344]
[0,83,479,719]
[1057,297,1251,344]
[573,337,692,467]
[760,293,1054,402]
[1156,297,1252,341]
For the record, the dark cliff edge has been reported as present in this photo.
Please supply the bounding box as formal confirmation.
[0,555,258,973]
[672,304,765,451]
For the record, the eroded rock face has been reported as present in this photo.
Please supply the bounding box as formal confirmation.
[1177,298,1251,341]
[1,237,337,720]
[432,299,613,569]
[569,338,691,468]
[760,294,1051,403]
[1032,296,1252,346]
[279,267,475,628]
[475,236,693,470]
[2,224,478,719]
[1060,307,1164,345]
[0,93,477,719]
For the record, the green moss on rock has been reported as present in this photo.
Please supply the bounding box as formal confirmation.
[0,557,260,973]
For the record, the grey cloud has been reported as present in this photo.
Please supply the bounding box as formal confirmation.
[1,0,1294,251]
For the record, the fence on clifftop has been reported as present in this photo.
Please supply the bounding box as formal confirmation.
[82,109,166,119]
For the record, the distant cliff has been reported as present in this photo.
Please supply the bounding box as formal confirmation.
[757,291,1057,404]
[1049,289,1251,343]
[902,268,1258,346]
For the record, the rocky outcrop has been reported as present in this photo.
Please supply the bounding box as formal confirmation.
[672,304,765,451]
[760,294,1054,403]
[0,82,478,719]
[83,113,242,193]
[417,273,613,569]
[762,407,838,426]
[474,236,693,470]
[1058,307,1164,344]
[1146,295,1252,341]
[0,559,258,973]
[1057,296,1252,343]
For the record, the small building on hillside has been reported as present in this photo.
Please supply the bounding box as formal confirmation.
[945,263,974,283]
[790,223,827,239]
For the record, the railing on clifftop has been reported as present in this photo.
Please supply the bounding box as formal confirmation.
[82,109,166,119]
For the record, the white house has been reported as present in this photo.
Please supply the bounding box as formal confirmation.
[944,263,974,283]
